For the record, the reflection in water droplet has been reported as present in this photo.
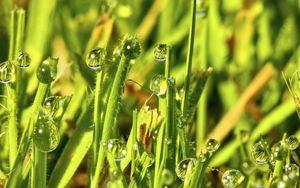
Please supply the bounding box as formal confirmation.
[16,51,31,69]
[251,142,268,165]
[221,169,245,188]
[154,44,167,62]
[0,61,14,84]
[206,139,220,152]
[36,57,58,84]
[175,158,197,181]
[106,139,127,161]
[285,163,299,178]
[150,75,167,96]
[285,136,299,150]
[32,112,60,152]
[86,48,106,70]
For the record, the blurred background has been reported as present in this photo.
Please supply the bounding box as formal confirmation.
[0,0,300,187]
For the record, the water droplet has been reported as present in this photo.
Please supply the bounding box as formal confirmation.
[285,163,299,178]
[122,36,141,59]
[241,160,255,175]
[196,0,208,17]
[37,57,58,84]
[251,142,269,164]
[221,169,245,188]
[271,142,286,161]
[175,158,197,181]
[285,136,299,150]
[0,61,14,84]
[16,51,31,69]
[150,75,167,96]
[109,168,122,180]
[112,45,122,63]
[32,112,60,152]
[152,129,158,141]
[154,44,167,62]
[106,139,127,161]
[162,169,174,185]
[198,153,207,162]
[206,139,220,152]
[86,48,106,70]
[272,181,286,188]
[43,96,72,120]
[250,171,265,188]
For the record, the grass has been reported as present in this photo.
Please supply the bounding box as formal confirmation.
[0,0,300,188]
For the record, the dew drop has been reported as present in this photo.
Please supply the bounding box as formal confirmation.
[206,138,220,153]
[122,36,141,60]
[196,0,208,18]
[221,169,245,188]
[86,48,106,70]
[16,51,31,69]
[43,96,72,120]
[175,158,197,181]
[106,139,127,161]
[162,169,174,185]
[0,61,14,84]
[109,168,122,180]
[32,113,60,152]
[284,163,299,178]
[150,75,167,96]
[154,44,167,62]
[271,142,286,161]
[285,136,299,150]
[198,153,207,162]
[251,142,269,165]
[36,57,58,84]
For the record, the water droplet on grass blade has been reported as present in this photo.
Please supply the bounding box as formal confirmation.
[86,48,106,70]
[0,61,14,84]
[106,139,127,161]
[162,169,174,185]
[251,142,268,164]
[154,44,167,62]
[285,136,299,150]
[32,113,60,152]
[16,51,31,69]
[221,169,245,188]
[122,36,141,59]
[196,0,208,17]
[37,57,58,84]
[150,75,167,96]
[198,153,207,162]
[175,158,197,181]
[206,139,220,152]
[285,163,299,178]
